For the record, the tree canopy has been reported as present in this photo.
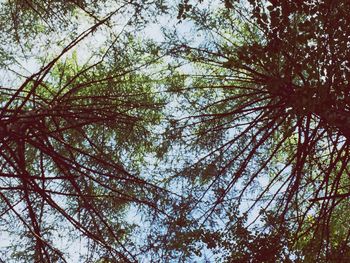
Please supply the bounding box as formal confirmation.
[0,0,350,262]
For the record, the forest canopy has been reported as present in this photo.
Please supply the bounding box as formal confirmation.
[0,0,350,262]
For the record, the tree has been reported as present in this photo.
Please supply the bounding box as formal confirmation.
[162,0,350,261]
[0,1,172,262]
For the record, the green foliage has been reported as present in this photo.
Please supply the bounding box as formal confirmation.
[1,0,350,262]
